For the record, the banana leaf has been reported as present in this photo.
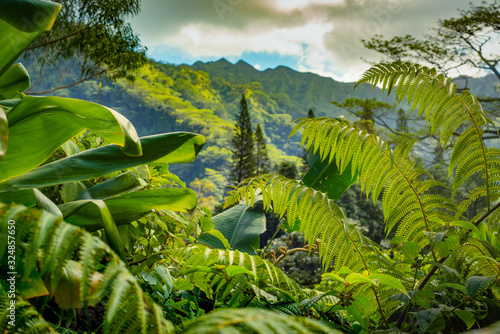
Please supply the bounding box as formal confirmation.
[59,188,198,232]
[0,94,142,182]
[0,132,205,191]
[0,0,61,76]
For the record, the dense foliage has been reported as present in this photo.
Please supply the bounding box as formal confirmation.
[25,0,147,93]
[1,1,499,333]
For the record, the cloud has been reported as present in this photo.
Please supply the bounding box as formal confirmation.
[130,0,474,81]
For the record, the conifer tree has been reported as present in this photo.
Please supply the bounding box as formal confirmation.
[255,124,270,174]
[230,94,256,185]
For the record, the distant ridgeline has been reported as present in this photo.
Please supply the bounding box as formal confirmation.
[23,58,498,184]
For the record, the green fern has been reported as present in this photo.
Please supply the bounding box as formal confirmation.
[226,175,371,271]
[170,245,305,305]
[0,292,55,334]
[356,62,499,211]
[0,203,174,334]
[182,308,341,334]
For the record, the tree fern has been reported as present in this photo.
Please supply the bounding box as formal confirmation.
[355,62,499,210]
[0,203,174,334]
[182,308,340,334]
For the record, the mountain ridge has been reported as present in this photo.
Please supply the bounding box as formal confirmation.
[25,57,499,190]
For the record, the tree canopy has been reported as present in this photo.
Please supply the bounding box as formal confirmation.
[25,0,147,94]
[363,1,500,81]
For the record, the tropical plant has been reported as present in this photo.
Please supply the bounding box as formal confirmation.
[0,1,200,332]
[0,1,345,333]
[227,62,500,332]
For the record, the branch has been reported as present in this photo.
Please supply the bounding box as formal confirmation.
[27,69,107,94]
[25,28,91,51]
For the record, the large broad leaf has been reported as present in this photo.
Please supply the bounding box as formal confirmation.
[0,188,36,206]
[45,260,103,309]
[0,94,142,182]
[0,0,61,76]
[0,133,205,191]
[59,188,198,232]
[301,150,358,200]
[197,200,266,254]
[75,170,143,200]
[0,63,30,99]
[0,188,61,217]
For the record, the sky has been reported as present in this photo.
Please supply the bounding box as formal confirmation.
[130,0,474,82]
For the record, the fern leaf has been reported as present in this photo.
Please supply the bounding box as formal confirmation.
[0,204,174,334]
[170,245,304,305]
[356,62,495,209]
[0,293,54,334]
[287,118,454,250]
[227,174,369,271]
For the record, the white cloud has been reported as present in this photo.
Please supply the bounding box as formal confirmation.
[131,0,477,81]
[163,22,334,60]
[254,63,261,70]
[273,0,343,11]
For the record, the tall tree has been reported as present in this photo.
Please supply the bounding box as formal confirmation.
[255,124,270,174]
[277,161,297,179]
[363,1,500,85]
[230,94,255,185]
[24,0,147,94]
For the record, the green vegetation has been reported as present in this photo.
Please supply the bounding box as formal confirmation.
[25,0,147,94]
[230,94,256,185]
[255,124,270,175]
[1,1,500,333]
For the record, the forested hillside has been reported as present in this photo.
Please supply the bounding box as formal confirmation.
[25,58,391,185]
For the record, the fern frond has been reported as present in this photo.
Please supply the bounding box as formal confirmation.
[0,204,174,334]
[170,245,305,305]
[447,237,500,279]
[227,174,369,271]
[182,308,341,334]
[288,118,454,250]
[356,62,496,208]
[0,293,54,334]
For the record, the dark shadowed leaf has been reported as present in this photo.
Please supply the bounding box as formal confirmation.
[197,200,266,254]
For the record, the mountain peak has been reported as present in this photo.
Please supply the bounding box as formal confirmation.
[214,58,232,66]
[235,59,257,71]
